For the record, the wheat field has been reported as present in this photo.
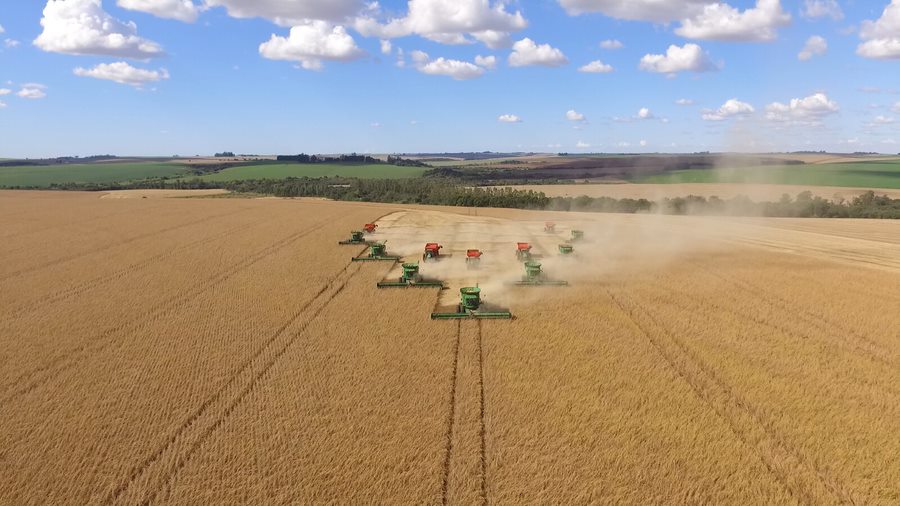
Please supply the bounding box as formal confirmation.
[1,190,899,504]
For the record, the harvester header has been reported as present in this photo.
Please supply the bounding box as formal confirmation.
[338,230,369,245]
[514,261,569,286]
[377,262,445,288]
[352,241,401,262]
[430,287,512,320]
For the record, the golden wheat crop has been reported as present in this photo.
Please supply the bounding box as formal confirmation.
[1,190,899,504]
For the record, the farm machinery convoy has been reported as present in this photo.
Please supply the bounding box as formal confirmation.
[340,222,583,319]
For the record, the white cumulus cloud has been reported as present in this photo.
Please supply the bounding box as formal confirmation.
[765,92,839,125]
[893,101,900,113]
[380,39,392,55]
[205,0,364,26]
[566,109,586,122]
[498,114,522,123]
[354,0,527,49]
[559,1,790,42]
[576,140,591,148]
[675,0,791,42]
[802,0,843,20]
[599,39,623,49]
[798,35,827,61]
[857,0,900,60]
[637,107,653,119]
[74,61,170,86]
[0,88,10,95]
[578,60,613,73]
[117,0,201,23]
[475,54,497,69]
[676,98,695,105]
[259,21,364,70]
[17,84,48,100]
[639,43,718,74]
[5,39,20,48]
[410,50,494,79]
[508,38,568,67]
[702,98,755,121]
[34,0,164,59]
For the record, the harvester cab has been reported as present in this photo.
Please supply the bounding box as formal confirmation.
[338,230,368,245]
[570,229,584,242]
[514,261,569,286]
[430,286,512,320]
[423,243,443,262]
[544,222,556,233]
[363,223,378,234]
[466,249,483,269]
[352,241,401,262]
[516,242,533,262]
[377,262,445,288]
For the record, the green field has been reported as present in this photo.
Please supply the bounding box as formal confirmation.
[189,163,427,181]
[0,163,188,188]
[634,161,900,189]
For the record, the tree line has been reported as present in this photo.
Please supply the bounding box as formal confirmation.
[22,177,900,219]
[275,153,428,167]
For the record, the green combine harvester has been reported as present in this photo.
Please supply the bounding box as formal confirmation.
[570,230,584,241]
[431,287,512,320]
[351,242,401,262]
[377,262,445,288]
[338,230,370,245]
[513,261,569,286]
[558,243,574,255]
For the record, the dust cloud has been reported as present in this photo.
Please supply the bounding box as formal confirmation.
[369,208,736,311]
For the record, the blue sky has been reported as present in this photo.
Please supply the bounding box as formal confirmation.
[1,0,899,157]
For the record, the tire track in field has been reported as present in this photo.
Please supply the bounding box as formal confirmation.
[441,320,463,506]
[686,259,899,369]
[476,320,488,506]
[0,218,343,404]
[106,261,362,506]
[2,214,271,320]
[637,279,900,399]
[0,205,253,283]
[604,286,855,505]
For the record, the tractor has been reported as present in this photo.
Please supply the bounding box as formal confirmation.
[423,243,443,262]
[515,242,533,262]
[465,249,483,269]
